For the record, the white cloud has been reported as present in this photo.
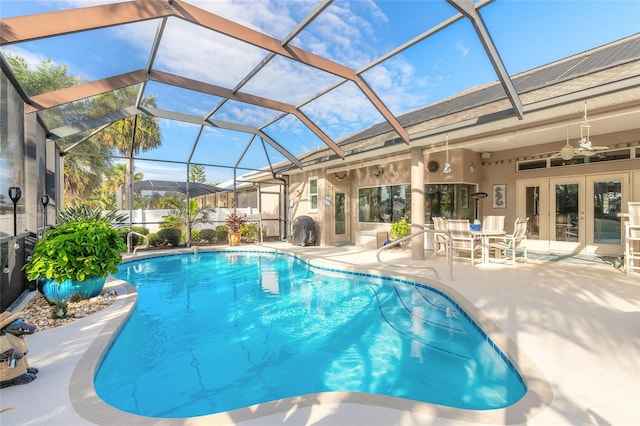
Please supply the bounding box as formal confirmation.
[455,41,470,57]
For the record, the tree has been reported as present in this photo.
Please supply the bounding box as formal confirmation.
[93,87,162,211]
[5,55,161,208]
[189,164,206,183]
[5,55,107,206]
[162,198,215,233]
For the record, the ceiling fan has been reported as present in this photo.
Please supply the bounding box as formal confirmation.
[550,102,609,161]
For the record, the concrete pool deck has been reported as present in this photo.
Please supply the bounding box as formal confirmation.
[1,243,638,425]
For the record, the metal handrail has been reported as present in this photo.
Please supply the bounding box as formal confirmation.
[128,231,149,255]
[376,228,453,281]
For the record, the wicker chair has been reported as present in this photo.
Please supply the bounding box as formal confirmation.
[447,219,482,264]
[487,217,529,266]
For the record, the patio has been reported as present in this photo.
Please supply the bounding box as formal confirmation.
[1,244,638,425]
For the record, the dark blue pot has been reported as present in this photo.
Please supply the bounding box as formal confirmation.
[39,276,107,304]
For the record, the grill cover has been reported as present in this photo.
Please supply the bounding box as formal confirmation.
[291,216,316,246]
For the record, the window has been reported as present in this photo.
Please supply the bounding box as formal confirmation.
[517,159,548,171]
[425,184,474,221]
[358,185,410,223]
[308,177,318,211]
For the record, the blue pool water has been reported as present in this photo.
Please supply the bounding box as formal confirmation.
[96,252,526,418]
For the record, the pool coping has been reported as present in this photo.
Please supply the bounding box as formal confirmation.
[69,246,553,425]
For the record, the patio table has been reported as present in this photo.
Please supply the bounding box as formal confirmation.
[472,229,507,263]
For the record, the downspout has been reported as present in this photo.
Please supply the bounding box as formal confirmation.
[273,173,288,241]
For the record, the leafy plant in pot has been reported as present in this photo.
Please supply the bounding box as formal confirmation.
[23,220,127,317]
[224,213,248,246]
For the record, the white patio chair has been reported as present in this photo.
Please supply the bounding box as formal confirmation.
[625,202,640,275]
[447,219,482,265]
[487,217,529,266]
[432,217,449,258]
[482,215,505,232]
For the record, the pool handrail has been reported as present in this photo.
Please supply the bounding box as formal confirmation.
[127,231,149,255]
[376,228,453,281]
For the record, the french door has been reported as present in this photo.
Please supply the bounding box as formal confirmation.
[517,173,628,255]
[332,187,350,245]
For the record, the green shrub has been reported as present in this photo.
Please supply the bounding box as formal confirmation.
[148,233,161,246]
[56,205,128,226]
[239,222,259,241]
[157,228,182,246]
[118,226,149,246]
[23,220,127,282]
[200,228,216,243]
[391,217,411,241]
[190,229,201,243]
[213,225,228,242]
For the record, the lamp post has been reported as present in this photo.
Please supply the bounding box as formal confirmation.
[8,187,22,236]
[471,192,488,224]
[42,194,50,231]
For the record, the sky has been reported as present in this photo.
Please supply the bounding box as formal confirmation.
[1,0,639,186]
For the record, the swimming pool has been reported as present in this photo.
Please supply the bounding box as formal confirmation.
[95,251,526,418]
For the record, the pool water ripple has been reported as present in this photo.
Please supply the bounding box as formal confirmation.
[95,251,526,418]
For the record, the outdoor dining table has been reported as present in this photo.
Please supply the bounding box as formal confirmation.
[471,229,507,263]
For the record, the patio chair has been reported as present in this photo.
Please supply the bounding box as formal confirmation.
[487,217,529,266]
[482,215,505,232]
[625,202,640,275]
[432,217,449,257]
[447,219,482,265]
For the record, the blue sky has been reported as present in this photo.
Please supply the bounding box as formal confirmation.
[1,0,639,185]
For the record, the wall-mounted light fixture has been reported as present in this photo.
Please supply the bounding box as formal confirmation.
[294,189,301,197]
[373,165,384,178]
[481,152,491,160]
[469,163,476,173]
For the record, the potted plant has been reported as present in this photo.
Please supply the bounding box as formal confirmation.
[390,217,412,249]
[224,213,248,246]
[23,219,127,316]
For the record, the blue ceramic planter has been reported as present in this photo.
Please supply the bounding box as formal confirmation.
[38,276,107,304]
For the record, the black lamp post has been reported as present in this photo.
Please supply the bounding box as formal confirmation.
[471,192,488,224]
[41,194,50,229]
[8,187,22,236]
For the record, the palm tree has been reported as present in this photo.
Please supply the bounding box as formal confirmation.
[92,86,162,211]
[189,164,207,183]
[162,198,215,236]
[5,55,106,206]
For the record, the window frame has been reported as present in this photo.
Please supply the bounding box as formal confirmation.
[308,176,318,212]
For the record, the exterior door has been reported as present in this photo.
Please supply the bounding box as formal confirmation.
[549,177,585,252]
[332,187,350,245]
[518,173,628,255]
[585,174,626,255]
[517,179,549,252]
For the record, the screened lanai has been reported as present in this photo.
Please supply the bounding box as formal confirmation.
[2,0,638,188]
[1,1,640,309]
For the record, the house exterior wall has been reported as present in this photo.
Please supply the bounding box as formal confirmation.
[286,127,639,251]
